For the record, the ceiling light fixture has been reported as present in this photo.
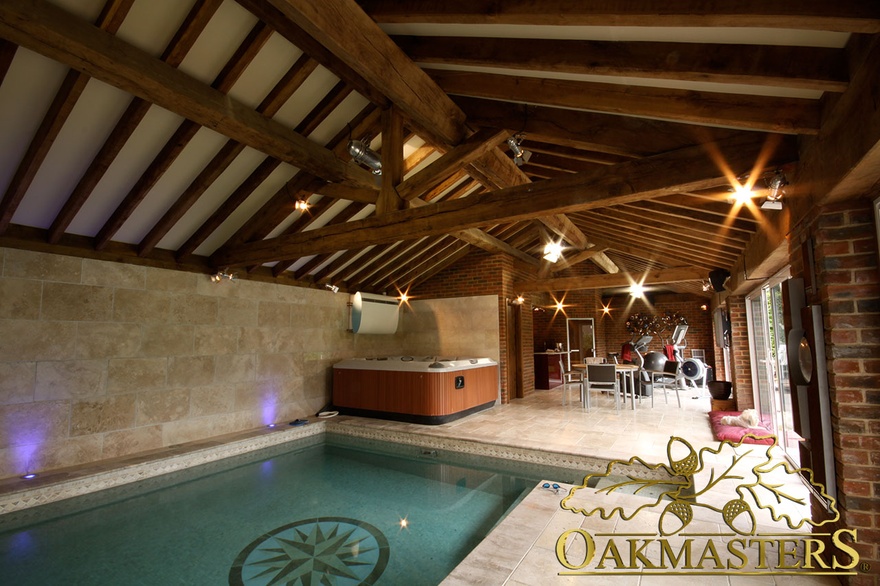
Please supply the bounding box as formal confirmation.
[506,134,532,167]
[543,241,563,263]
[347,139,382,175]
[210,269,235,283]
[701,279,712,292]
[294,199,310,212]
[629,283,645,298]
[325,284,339,293]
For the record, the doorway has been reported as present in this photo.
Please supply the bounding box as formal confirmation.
[746,269,801,464]
[565,318,595,369]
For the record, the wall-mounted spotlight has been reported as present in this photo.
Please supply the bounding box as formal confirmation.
[347,139,382,175]
[509,295,525,305]
[325,284,339,293]
[761,169,788,210]
[542,241,563,263]
[701,279,712,292]
[210,269,235,283]
[506,134,532,167]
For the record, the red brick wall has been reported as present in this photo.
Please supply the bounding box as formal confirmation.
[598,293,716,371]
[789,198,880,584]
[727,295,753,410]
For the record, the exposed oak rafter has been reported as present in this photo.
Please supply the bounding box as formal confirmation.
[0,0,374,194]
[514,267,706,293]
[214,133,796,266]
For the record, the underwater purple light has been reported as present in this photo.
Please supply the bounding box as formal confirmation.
[21,473,36,480]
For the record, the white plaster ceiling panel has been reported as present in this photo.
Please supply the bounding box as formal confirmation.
[156,145,270,251]
[67,105,186,237]
[177,0,259,85]
[193,162,300,257]
[0,50,70,198]
[12,78,133,229]
[115,0,198,58]
[226,33,304,110]
[111,126,229,244]
[270,65,342,129]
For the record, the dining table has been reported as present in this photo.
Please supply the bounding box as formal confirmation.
[573,363,640,410]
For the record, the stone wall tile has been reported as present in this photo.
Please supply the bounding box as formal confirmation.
[258,301,290,327]
[76,322,142,359]
[113,289,170,323]
[0,321,76,362]
[0,400,71,448]
[170,294,218,325]
[0,278,41,319]
[218,297,258,326]
[215,354,254,383]
[136,388,190,425]
[35,360,106,401]
[41,282,113,322]
[70,394,136,436]
[257,353,295,380]
[145,267,200,293]
[28,436,104,473]
[193,326,240,355]
[168,355,215,387]
[102,425,164,459]
[0,362,35,405]
[190,384,235,417]
[107,357,167,393]
[82,259,146,289]
[3,249,81,282]
[140,324,194,356]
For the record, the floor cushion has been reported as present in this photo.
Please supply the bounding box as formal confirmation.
[708,411,776,445]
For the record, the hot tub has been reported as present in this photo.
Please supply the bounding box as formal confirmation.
[332,356,499,424]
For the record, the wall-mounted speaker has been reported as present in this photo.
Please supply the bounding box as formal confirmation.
[708,268,731,292]
[713,307,730,348]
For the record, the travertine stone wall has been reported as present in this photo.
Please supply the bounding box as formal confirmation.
[0,248,500,479]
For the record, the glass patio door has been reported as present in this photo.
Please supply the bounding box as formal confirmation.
[746,272,800,463]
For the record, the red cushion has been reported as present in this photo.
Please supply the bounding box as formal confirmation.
[708,411,775,445]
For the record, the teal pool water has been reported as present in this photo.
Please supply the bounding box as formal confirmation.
[0,434,580,585]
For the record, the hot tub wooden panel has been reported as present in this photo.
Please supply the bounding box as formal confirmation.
[332,365,498,424]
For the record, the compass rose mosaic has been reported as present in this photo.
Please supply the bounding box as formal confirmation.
[229,517,390,585]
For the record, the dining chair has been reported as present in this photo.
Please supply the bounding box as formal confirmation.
[586,364,619,411]
[561,369,585,409]
[649,361,684,407]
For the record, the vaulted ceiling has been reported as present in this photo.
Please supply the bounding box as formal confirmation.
[1,1,878,298]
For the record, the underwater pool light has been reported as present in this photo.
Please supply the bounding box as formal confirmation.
[21,473,37,480]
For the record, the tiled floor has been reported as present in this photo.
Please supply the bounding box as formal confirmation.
[332,386,840,586]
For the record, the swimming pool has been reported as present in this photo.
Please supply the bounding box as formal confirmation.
[0,432,582,585]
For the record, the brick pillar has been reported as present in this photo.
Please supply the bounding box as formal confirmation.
[726,295,753,410]
[809,199,880,583]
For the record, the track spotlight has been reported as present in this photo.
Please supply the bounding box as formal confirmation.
[506,134,532,167]
[294,199,310,212]
[325,284,339,293]
[761,170,787,210]
[701,279,712,292]
[347,139,382,175]
[542,241,563,263]
[210,269,235,283]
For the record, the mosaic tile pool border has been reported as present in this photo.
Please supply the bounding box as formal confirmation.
[0,417,674,520]
[0,423,324,517]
